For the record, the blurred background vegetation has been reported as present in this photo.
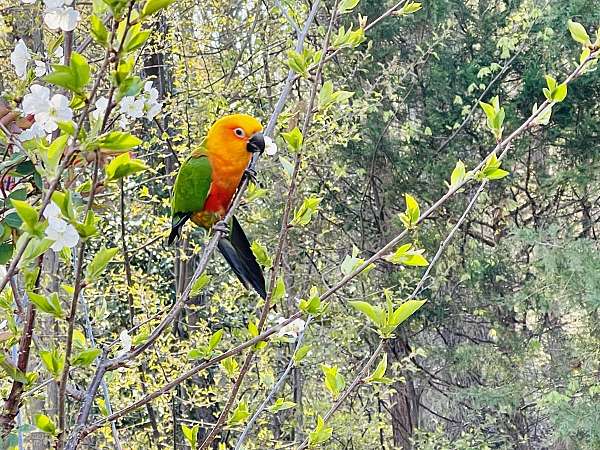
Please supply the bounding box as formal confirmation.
[1,0,599,448]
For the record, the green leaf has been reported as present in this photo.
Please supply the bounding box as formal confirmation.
[450,160,466,188]
[322,365,345,399]
[567,20,591,45]
[553,83,568,102]
[271,276,286,303]
[34,414,57,435]
[105,152,148,181]
[281,127,303,152]
[0,355,29,383]
[308,415,333,446]
[397,1,422,15]
[228,401,250,426]
[293,344,311,365]
[365,353,393,384]
[44,52,90,94]
[39,348,63,379]
[72,348,101,367]
[28,291,63,319]
[250,241,272,268]
[389,299,426,329]
[384,243,428,266]
[338,0,360,14]
[299,287,325,316]
[90,15,109,46]
[532,102,552,126]
[181,424,198,449]
[117,76,145,99]
[19,238,53,268]
[85,247,118,283]
[486,168,510,180]
[208,329,224,352]
[190,273,212,297]
[269,398,297,413]
[10,199,38,230]
[122,25,151,54]
[0,242,14,265]
[349,301,385,328]
[142,0,176,16]
[291,196,322,227]
[221,357,239,378]
[45,134,69,175]
[286,50,309,78]
[91,131,142,152]
[479,101,496,121]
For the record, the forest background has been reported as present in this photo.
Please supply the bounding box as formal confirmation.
[0,0,599,449]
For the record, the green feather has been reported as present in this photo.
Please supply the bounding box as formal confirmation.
[171,154,212,217]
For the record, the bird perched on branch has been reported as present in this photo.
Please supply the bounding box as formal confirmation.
[168,114,267,298]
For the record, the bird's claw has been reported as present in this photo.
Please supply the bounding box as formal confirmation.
[213,220,229,236]
[244,167,258,184]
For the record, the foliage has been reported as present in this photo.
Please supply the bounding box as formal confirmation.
[0,0,598,449]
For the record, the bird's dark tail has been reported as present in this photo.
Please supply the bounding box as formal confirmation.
[168,212,192,245]
[217,216,266,299]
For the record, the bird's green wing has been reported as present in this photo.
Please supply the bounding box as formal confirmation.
[171,154,212,217]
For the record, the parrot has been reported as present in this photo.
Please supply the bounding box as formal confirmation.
[168,114,267,299]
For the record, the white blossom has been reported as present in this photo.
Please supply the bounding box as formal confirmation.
[91,96,108,120]
[0,320,6,330]
[143,81,159,103]
[116,329,132,357]
[141,81,162,120]
[22,85,73,133]
[52,46,64,64]
[43,201,62,220]
[277,317,306,339]
[22,0,37,4]
[264,136,278,156]
[119,96,145,119]
[19,123,46,142]
[10,39,31,79]
[34,60,47,77]
[45,216,79,252]
[118,116,130,129]
[43,0,79,32]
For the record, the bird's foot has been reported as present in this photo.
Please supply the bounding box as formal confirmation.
[213,220,229,236]
[244,166,258,184]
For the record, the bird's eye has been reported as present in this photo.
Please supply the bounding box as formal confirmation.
[233,128,246,138]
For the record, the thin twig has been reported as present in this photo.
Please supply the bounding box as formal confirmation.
[296,341,385,450]
[234,317,312,450]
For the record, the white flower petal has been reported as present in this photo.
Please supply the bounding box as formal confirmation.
[50,240,65,252]
[33,60,48,77]
[92,96,108,120]
[264,136,278,156]
[117,329,132,356]
[22,84,51,116]
[62,224,79,248]
[10,39,31,79]
[145,102,161,121]
[48,216,68,233]
[19,123,46,142]
[44,6,79,31]
[43,201,62,219]
[59,7,79,31]
[43,0,63,8]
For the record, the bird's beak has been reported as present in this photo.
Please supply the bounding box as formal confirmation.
[247,132,265,153]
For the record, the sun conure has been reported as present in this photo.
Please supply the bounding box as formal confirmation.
[168,114,267,298]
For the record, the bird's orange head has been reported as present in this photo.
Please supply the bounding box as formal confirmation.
[205,114,265,161]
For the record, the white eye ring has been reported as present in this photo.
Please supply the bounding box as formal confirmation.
[233,128,246,138]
